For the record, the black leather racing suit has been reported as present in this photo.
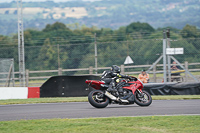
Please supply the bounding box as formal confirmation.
[101,70,130,91]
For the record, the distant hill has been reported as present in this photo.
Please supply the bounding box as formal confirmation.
[0,0,199,35]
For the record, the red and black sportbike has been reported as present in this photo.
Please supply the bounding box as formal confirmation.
[85,77,152,108]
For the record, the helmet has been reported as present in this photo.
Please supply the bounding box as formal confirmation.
[111,65,120,73]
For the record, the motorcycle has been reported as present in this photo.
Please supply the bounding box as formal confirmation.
[85,77,152,108]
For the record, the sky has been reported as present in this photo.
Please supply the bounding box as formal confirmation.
[0,0,101,3]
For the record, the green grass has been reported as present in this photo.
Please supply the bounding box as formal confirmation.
[0,97,88,105]
[0,95,200,105]
[152,95,200,100]
[0,115,199,133]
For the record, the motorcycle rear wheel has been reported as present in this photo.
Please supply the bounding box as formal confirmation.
[88,90,109,108]
[135,90,152,106]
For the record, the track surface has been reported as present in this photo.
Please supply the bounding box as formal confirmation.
[0,100,200,121]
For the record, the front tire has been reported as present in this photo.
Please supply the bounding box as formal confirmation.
[88,90,109,108]
[135,90,152,106]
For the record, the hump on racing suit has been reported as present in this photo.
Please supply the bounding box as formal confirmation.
[100,65,131,92]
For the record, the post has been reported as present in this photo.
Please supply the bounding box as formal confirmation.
[166,29,171,82]
[57,44,60,68]
[58,68,62,75]
[89,66,93,74]
[146,55,163,73]
[121,65,125,75]
[11,59,15,87]
[163,30,167,83]
[17,0,26,87]
[94,33,98,74]
[5,63,13,87]
[127,35,129,56]
[25,69,29,87]
[184,61,188,82]
[153,65,156,82]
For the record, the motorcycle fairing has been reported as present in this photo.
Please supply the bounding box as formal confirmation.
[85,80,105,90]
[122,80,143,94]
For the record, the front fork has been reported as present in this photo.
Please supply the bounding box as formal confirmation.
[136,89,144,98]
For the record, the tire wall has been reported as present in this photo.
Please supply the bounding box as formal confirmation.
[40,75,200,97]
[40,75,100,97]
[143,82,200,95]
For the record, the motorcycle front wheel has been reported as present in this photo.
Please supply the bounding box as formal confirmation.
[88,90,110,108]
[135,90,152,106]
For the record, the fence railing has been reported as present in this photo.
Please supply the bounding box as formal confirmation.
[0,61,200,87]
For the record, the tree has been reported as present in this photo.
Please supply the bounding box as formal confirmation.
[24,30,32,46]
[42,22,70,32]
[180,24,199,38]
[126,22,155,33]
[43,24,51,32]
[35,38,69,70]
[0,35,12,45]
[36,38,58,70]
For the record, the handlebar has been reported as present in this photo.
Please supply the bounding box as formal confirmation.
[129,76,138,81]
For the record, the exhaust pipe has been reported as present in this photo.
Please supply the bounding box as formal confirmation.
[104,91,129,103]
[104,91,117,100]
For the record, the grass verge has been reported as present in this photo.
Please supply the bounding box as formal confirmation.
[0,97,87,105]
[151,95,200,100]
[0,115,199,133]
[0,95,200,105]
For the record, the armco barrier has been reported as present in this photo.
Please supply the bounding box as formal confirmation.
[0,87,40,100]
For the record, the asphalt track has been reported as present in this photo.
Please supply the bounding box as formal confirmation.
[0,100,200,121]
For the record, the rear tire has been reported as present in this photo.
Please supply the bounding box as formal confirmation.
[135,90,152,106]
[88,90,109,108]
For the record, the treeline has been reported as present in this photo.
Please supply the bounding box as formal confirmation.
[0,22,199,73]
[0,21,199,45]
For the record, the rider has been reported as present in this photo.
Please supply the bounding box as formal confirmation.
[101,65,132,92]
